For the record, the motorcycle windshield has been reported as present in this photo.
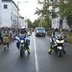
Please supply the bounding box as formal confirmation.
[55,32,60,37]
[57,34,63,40]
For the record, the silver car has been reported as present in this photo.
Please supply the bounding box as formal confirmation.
[35,27,46,37]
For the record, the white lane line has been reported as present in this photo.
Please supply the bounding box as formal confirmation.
[33,33,39,72]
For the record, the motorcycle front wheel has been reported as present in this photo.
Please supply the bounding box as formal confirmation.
[57,50,62,57]
[20,49,23,57]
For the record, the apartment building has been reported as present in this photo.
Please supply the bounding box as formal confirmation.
[0,0,19,28]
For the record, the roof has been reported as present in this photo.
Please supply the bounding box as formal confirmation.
[2,0,19,10]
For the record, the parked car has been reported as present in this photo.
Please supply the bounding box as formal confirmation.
[35,27,46,37]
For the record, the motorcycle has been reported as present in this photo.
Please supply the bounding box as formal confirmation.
[49,33,65,57]
[16,35,30,57]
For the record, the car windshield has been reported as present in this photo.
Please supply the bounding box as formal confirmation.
[36,27,45,31]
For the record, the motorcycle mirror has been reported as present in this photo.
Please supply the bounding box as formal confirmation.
[64,35,67,43]
[15,36,19,40]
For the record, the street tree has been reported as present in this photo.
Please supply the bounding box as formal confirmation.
[33,19,40,28]
[27,19,34,28]
[65,0,72,27]
[39,19,47,28]
[59,0,72,27]
[35,0,51,29]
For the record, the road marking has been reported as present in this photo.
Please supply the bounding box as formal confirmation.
[33,33,39,72]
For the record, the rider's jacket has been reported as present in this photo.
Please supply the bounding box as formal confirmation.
[2,33,10,43]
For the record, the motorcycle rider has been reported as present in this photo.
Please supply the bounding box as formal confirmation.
[16,28,30,54]
[60,28,66,54]
[30,28,32,35]
[0,30,3,44]
[48,28,66,54]
[2,30,10,48]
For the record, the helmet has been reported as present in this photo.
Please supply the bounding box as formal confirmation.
[20,28,27,34]
[5,31,8,34]
[54,28,59,32]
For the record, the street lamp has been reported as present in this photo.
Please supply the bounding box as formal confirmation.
[17,0,28,29]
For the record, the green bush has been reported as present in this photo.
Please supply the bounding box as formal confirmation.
[67,14,72,27]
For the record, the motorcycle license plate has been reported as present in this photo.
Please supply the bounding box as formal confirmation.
[20,45,24,47]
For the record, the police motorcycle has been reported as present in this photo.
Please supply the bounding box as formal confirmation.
[48,32,66,57]
[16,33,30,57]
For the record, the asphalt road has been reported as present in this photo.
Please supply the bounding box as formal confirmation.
[0,32,72,72]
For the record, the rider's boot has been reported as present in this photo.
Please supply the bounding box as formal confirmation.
[7,43,9,48]
[27,49,30,54]
[48,48,52,54]
[63,49,66,54]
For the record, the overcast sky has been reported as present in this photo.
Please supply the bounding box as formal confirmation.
[13,0,38,22]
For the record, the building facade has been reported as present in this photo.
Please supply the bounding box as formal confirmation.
[19,16,24,28]
[50,0,69,30]
[52,17,69,30]
[0,0,19,28]
[0,0,2,26]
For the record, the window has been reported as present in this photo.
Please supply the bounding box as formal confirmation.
[4,4,8,9]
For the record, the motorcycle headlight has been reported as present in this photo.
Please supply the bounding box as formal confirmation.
[61,40,64,43]
[21,40,24,43]
[56,40,59,43]
[56,40,64,43]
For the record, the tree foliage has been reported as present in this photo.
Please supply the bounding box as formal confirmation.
[65,0,72,27]
[39,19,47,27]
[59,0,65,18]
[35,0,51,29]
[33,19,40,28]
[52,0,72,28]
[35,0,50,17]
[59,0,72,27]
[27,19,34,28]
